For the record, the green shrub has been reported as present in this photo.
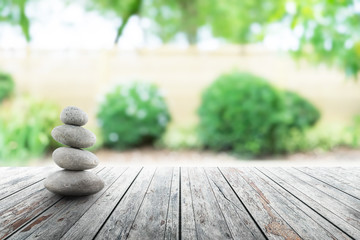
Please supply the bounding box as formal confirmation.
[344,115,360,148]
[198,72,320,156]
[158,124,201,150]
[0,72,15,102]
[0,97,61,162]
[97,82,171,149]
[283,91,320,130]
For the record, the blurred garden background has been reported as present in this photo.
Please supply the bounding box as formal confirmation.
[1,0,360,166]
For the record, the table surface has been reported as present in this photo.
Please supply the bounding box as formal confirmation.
[0,166,359,240]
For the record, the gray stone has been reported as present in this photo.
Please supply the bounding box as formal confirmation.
[53,147,99,170]
[60,106,88,126]
[51,125,96,148]
[44,170,104,196]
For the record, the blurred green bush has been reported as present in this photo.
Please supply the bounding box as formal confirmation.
[283,91,320,130]
[0,97,61,162]
[198,72,320,156]
[0,71,15,102]
[97,82,171,149]
[158,124,201,150]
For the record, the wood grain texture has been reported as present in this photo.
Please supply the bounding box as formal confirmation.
[270,168,360,230]
[164,167,180,240]
[94,167,156,240]
[220,167,301,240]
[298,167,360,199]
[61,167,142,240]
[205,168,265,240]
[7,167,115,240]
[241,169,340,239]
[188,167,233,240]
[0,166,359,240]
[253,168,352,240]
[180,168,197,240]
[259,167,360,239]
[126,167,174,240]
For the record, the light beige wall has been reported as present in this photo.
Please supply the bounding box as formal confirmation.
[1,46,360,127]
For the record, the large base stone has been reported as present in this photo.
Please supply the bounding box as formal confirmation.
[44,170,104,196]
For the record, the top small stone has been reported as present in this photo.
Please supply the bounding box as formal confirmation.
[60,106,88,126]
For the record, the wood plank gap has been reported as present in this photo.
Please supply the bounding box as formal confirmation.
[288,168,360,210]
[296,168,360,201]
[0,178,45,202]
[163,168,175,240]
[277,167,360,231]
[283,168,360,221]
[7,167,113,240]
[258,168,359,239]
[203,168,234,239]
[124,168,159,239]
[0,167,52,201]
[90,167,144,239]
[236,168,303,239]
[55,167,128,239]
[93,167,157,239]
[126,168,174,239]
[2,166,106,240]
[187,168,199,240]
[60,167,143,239]
[206,168,265,239]
[255,167,355,240]
[180,168,197,240]
[317,168,360,187]
[178,167,182,240]
[246,169,343,239]
[217,168,269,240]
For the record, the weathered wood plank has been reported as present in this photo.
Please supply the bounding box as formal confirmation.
[60,167,142,240]
[94,167,156,239]
[0,166,104,213]
[8,167,122,240]
[259,167,360,238]
[318,167,360,185]
[0,166,105,240]
[0,167,29,184]
[340,167,360,175]
[289,168,360,210]
[164,167,180,240]
[272,168,360,230]
[1,166,359,239]
[126,167,174,240]
[180,168,197,240]
[220,167,301,240]
[254,168,352,240]
[241,168,344,239]
[205,168,265,240]
[298,167,360,199]
[0,167,52,200]
[188,167,232,240]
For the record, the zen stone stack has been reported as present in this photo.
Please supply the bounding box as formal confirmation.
[44,106,104,196]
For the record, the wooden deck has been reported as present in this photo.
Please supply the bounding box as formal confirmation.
[0,167,359,239]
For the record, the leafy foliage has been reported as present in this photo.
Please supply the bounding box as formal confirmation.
[2,0,359,76]
[0,96,61,162]
[286,0,360,77]
[283,91,320,130]
[0,0,31,42]
[198,72,320,156]
[0,71,15,102]
[158,124,201,150]
[97,82,171,149]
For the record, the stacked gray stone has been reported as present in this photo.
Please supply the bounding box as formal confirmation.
[44,106,104,196]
